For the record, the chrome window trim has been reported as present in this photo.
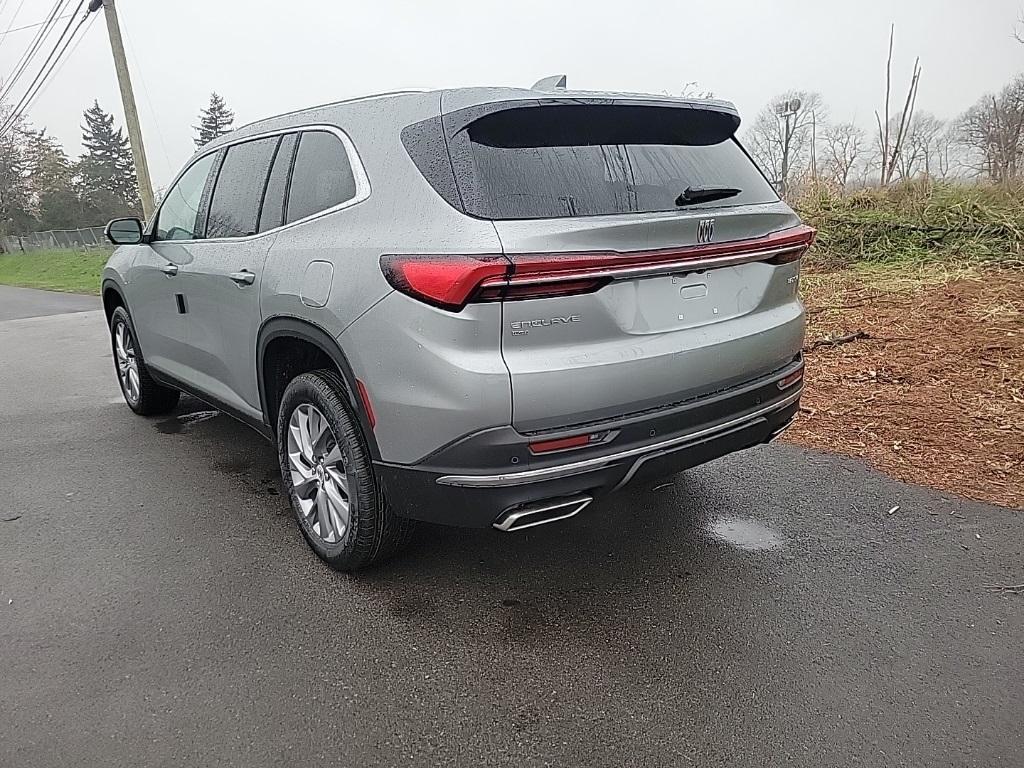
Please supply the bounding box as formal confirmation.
[151,124,371,245]
[436,386,803,488]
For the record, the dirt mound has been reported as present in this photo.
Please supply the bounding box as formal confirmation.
[788,265,1024,509]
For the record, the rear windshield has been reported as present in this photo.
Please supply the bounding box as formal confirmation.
[453,104,778,220]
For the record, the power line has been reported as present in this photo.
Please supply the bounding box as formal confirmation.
[0,0,87,137]
[24,10,93,112]
[0,0,66,106]
[0,0,29,51]
[1,12,75,41]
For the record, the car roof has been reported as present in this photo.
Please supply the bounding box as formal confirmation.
[214,86,738,145]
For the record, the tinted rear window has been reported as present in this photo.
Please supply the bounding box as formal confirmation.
[285,131,357,224]
[451,104,778,220]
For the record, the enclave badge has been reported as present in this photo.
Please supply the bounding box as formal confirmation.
[696,219,715,244]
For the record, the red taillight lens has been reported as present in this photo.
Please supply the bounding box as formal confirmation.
[381,225,817,312]
[380,254,509,311]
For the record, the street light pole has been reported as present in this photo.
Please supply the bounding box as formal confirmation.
[88,0,155,221]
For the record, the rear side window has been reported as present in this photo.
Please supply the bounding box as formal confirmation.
[206,136,279,238]
[286,131,357,224]
[414,103,779,220]
[258,133,298,233]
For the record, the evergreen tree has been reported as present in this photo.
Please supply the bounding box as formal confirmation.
[0,105,35,236]
[194,92,235,148]
[79,101,141,218]
[25,130,83,230]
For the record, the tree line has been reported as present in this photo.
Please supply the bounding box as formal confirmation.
[744,28,1024,196]
[0,92,234,237]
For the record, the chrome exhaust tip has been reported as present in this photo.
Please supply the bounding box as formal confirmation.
[493,495,593,532]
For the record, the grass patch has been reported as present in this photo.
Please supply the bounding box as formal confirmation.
[0,248,110,294]
[796,181,1024,267]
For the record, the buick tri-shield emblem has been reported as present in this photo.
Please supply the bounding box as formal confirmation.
[696,219,715,244]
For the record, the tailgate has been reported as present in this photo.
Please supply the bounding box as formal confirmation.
[495,208,807,431]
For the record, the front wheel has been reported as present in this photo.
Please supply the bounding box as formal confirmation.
[109,306,180,416]
[277,370,413,570]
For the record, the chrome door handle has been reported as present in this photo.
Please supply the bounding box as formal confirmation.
[229,270,256,286]
[160,263,178,276]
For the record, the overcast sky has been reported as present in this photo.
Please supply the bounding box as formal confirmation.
[2,0,1022,188]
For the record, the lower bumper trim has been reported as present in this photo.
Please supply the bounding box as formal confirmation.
[436,386,802,488]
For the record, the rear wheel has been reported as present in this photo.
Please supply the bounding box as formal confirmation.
[109,306,180,416]
[277,370,413,570]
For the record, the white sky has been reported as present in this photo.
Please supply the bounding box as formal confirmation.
[1,0,1022,189]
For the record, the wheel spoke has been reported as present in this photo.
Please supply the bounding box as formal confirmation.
[322,477,350,535]
[298,408,315,460]
[114,324,127,361]
[292,474,318,499]
[325,466,348,498]
[295,493,315,521]
[315,494,335,542]
[323,442,343,466]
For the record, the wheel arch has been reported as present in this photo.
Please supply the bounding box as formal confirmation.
[256,316,380,459]
[101,278,130,325]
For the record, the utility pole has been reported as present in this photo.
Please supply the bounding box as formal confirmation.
[775,98,800,198]
[87,0,155,220]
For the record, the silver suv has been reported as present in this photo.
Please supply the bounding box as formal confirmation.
[102,87,810,569]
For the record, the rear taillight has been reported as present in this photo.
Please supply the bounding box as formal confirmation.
[381,224,816,312]
[379,254,509,311]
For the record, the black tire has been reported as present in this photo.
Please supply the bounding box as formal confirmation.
[109,306,180,416]
[276,369,413,570]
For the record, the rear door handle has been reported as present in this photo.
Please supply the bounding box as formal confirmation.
[229,270,256,286]
[160,263,178,276]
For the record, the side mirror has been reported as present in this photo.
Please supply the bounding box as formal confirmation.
[105,217,144,245]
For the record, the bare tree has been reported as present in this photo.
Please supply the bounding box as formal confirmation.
[1015,11,1024,43]
[896,112,945,179]
[746,91,826,197]
[820,122,865,191]
[875,25,922,185]
[958,74,1024,182]
[930,123,962,179]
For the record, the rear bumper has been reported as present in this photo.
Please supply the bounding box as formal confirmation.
[374,358,803,528]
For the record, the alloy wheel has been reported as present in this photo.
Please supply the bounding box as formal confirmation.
[286,403,351,544]
[114,320,140,405]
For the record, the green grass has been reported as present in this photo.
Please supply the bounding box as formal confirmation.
[0,248,111,294]
[796,181,1024,267]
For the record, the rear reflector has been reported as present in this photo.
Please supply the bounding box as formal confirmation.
[777,368,804,390]
[381,224,816,311]
[528,434,592,454]
[528,430,615,455]
[356,378,376,429]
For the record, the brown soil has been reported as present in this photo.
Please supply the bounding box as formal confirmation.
[787,263,1024,509]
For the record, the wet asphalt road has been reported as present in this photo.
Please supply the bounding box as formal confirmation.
[1,289,1021,767]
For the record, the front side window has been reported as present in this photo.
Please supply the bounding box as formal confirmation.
[155,153,217,241]
[206,136,279,239]
[285,131,357,224]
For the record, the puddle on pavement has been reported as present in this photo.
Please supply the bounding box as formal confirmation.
[155,410,221,434]
[707,517,785,552]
